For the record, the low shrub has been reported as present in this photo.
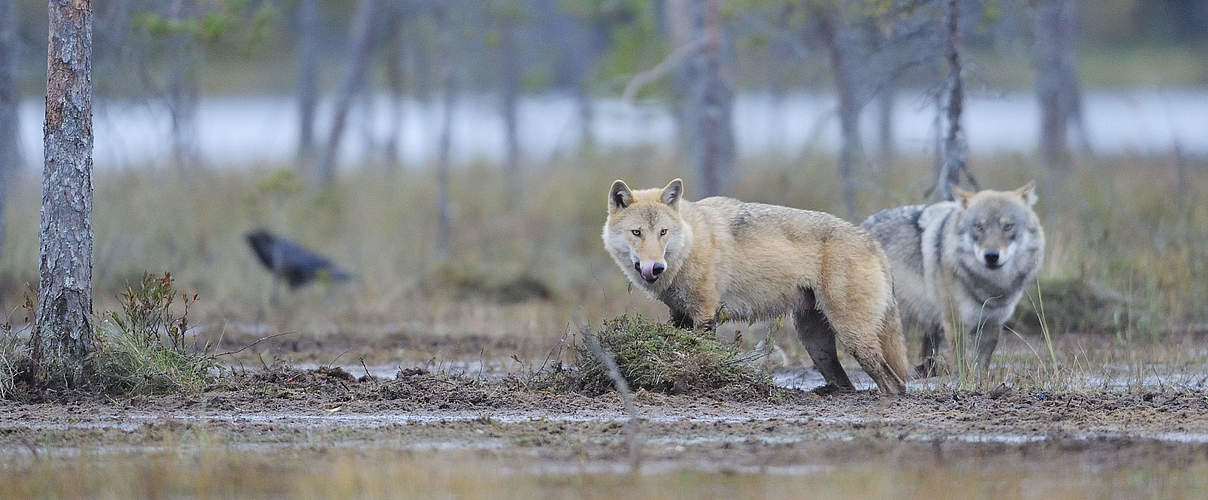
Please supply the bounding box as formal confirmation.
[93,273,216,394]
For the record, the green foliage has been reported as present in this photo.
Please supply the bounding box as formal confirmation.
[94,273,215,395]
[563,0,665,94]
[132,0,278,54]
[570,315,772,395]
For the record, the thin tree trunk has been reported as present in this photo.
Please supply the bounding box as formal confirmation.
[166,0,199,168]
[816,6,861,218]
[683,0,733,197]
[876,23,897,171]
[664,0,692,156]
[1033,0,1083,170]
[498,15,521,204]
[575,80,594,152]
[877,86,894,168]
[434,6,454,261]
[931,0,977,202]
[33,0,95,387]
[0,0,19,262]
[316,0,380,188]
[383,16,405,169]
[296,0,320,170]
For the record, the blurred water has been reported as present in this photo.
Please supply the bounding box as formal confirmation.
[14,88,1208,170]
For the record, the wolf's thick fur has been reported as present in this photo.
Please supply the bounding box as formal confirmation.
[602,179,909,394]
[861,182,1045,376]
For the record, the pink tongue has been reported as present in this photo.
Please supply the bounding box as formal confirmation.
[640,262,657,278]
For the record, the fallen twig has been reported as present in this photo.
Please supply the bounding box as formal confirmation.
[207,331,297,360]
[583,331,642,473]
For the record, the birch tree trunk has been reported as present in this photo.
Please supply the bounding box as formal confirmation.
[0,0,19,262]
[1033,0,1083,170]
[816,5,861,218]
[383,16,405,169]
[316,0,380,188]
[33,0,95,387]
[683,0,733,197]
[434,6,454,261]
[166,0,200,168]
[931,0,976,202]
[296,0,320,170]
[498,14,521,205]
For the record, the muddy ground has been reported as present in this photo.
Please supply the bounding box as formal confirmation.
[3,361,1207,469]
[3,326,1208,498]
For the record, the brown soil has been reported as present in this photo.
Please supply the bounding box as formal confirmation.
[3,364,1207,471]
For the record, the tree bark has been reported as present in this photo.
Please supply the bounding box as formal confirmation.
[816,5,862,218]
[434,6,454,261]
[383,15,405,169]
[296,0,320,171]
[165,0,200,168]
[1033,0,1083,170]
[682,0,733,197]
[931,0,977,202]
[0,0,20,262]
[33,0,95,387]
[316,0,380,188]
[498,13,521,205]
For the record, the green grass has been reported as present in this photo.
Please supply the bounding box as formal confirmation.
[0,152,1205,393]
[92,273,216,395]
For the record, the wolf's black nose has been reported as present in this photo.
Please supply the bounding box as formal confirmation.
[652,263,665,276]
[984,251,1000,266]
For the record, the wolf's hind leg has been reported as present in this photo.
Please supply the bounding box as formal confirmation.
[916,324,946,378]
[794,291,854,392]
[794,308,855,392]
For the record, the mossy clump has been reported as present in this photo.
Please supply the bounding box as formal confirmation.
[569,315,772,396]
[1011,277,1129,335]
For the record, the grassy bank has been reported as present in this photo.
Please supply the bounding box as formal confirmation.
[0,153,1204,353]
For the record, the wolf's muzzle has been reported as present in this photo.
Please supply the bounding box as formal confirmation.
[984,250,1002,269]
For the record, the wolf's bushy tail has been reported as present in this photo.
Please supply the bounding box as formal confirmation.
[880,300,911,385]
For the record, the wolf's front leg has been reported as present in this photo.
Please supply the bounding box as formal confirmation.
[689,291,721,332]
[669,309,694,330]
[973,321,1002,371]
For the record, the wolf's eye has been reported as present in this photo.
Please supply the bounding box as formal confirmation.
[974,221,985,232]
[659,228,668,236]
[1002,222,1015,232]
[631,229,642,237]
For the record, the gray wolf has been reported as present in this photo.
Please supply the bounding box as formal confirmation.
[602,178,909,394]
[861,182,1045,376]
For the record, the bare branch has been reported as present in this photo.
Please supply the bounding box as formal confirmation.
[207,331,297,359]
[583,331,642,472]
[621,38,706,104]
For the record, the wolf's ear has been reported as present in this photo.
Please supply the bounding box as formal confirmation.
[1015,180,1038,206]
[609,180,633,212]
[661,178,684,209]
[952,185,976,208]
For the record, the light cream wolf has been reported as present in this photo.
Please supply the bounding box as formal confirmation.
[861,182,1045,377]
[602,178,909,394]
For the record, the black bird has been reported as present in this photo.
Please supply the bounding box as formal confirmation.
[245,229,353,288]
